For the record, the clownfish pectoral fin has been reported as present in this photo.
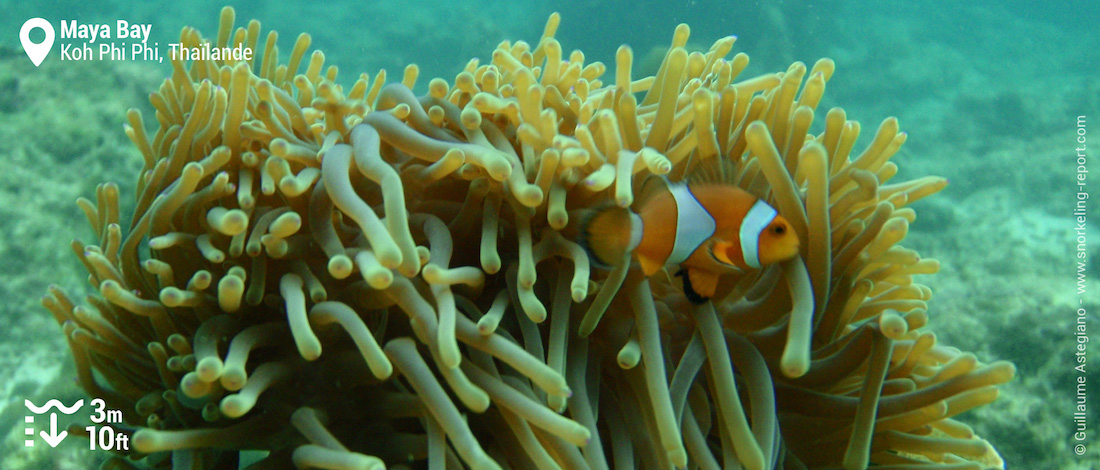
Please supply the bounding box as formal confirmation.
[711,240,737,267]
[638,253,664,276]
[686,268,721,300]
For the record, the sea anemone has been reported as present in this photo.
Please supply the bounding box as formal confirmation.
[43,7,1014,469]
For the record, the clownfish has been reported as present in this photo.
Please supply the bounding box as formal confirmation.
[581,171,800,302]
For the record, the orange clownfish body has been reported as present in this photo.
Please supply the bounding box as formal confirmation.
[582,178,799,301]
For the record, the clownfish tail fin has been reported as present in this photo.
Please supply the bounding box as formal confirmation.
[580,205,638,268]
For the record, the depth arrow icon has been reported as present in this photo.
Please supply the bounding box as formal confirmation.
[39,413,67,447]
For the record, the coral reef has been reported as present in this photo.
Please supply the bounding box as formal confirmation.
[43,7,1015,469]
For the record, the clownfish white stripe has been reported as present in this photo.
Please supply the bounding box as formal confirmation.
[627,212,644,252]
[668,184,716,265]
[739,200,777,269]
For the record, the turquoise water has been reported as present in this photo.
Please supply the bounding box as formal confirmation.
[0,1,1096,468]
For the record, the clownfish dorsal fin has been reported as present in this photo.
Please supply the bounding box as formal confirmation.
[686,157,739,187]
[633,174,670,208]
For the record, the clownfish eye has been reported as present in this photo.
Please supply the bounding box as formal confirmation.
[772,224,785,235]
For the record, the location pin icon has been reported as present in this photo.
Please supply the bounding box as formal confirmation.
[20,18,55,67]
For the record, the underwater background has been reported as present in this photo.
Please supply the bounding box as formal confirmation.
[0,0,1095,468]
